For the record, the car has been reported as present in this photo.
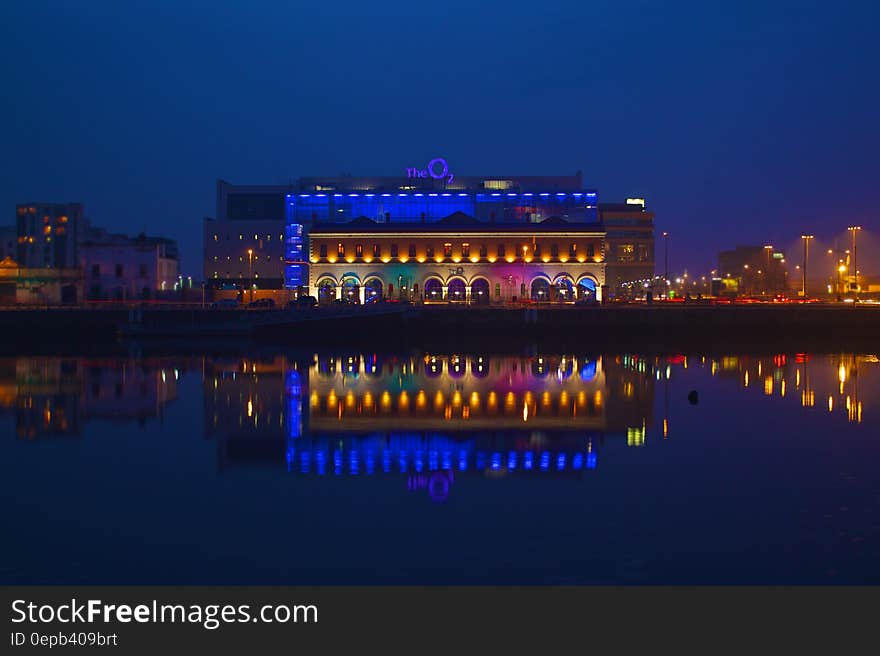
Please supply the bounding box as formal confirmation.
[247,298,276,309]
[210,298,240,310]
[287,295,318,309]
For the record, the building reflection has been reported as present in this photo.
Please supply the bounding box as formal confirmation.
[203,352,656,500]
[7,350,875,502]
[0,356,188,438]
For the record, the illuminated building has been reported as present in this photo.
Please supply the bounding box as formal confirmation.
[206,167,658,304]
[599,199,656,298]
[15,202,84,269]
[280,166,613,301]
[307,216,605,303]
[203,180,288,298]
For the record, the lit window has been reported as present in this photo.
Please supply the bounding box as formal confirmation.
[355,244,363,257]
[569,243,577,256]
[443,243,452,257]
[337,243,345,257]
[239,234,243,240]
[461,243,470,257]
[213,234,218,241]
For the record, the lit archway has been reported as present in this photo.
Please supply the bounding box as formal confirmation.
[364,277,383,303]
[447,278,466,302]
[553,275,575,303]
[576,276,597,301]
[531,277,550,302]
[341,275,360,304]
[316,278,337,304]
[424,278,444,301]
[470,278,490,305]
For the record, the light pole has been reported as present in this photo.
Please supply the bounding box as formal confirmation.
[800,234,814,299]
[662,231,669,299]
[848,226,862,295]
[247,248,254,304]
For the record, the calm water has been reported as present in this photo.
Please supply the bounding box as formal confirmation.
[1,350,878,584]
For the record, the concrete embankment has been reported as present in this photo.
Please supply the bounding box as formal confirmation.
[2,304,878,353]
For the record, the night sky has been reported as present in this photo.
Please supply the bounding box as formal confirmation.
[2,0,878,277]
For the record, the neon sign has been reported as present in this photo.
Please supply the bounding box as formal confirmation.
[406,157,455,184]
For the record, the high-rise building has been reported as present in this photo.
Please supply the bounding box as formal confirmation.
[15,202,84,268]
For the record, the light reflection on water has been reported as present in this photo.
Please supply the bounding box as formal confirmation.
[1,351,878,583]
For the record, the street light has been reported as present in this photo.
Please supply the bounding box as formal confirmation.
[247,248,254,303]
[800,235,814,299]
[848,226,862,295]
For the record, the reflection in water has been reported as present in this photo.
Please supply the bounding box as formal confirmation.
[202,353,643,500]
[3,352,876,502]
[3,350,878,584]
[0,356,189,438]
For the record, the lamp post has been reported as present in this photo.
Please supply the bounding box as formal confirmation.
[800,234,814,299]
[848,226,862,295]
[247,248,254,304]
[662,231,669,299]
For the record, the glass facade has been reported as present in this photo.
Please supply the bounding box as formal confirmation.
[287,191,598,225]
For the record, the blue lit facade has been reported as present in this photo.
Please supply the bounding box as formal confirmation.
[287,191,598,226]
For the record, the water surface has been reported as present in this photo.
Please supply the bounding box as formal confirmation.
[1,351,878,584]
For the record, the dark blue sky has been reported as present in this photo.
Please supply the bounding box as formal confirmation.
[2,0,878,276]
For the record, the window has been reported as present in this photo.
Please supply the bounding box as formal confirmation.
[115,264,123,279]
[390,244,398,257]
[534,243,541,257]
[618,244,635,263]
[319,244,327,258]
[551,244,559,257]
[461,243,470,257]
[443,243,452,257]
[91,264,100,278]
[426,245,435,258]
[569,243,577,256]
[479,244,487,258]
[372,243,380,258]
[408,244,416,257]
[497,244,506,257]
[355,244,364,257]
[337,242,345,257]
[587,244,595,259]
[213,234,218,241]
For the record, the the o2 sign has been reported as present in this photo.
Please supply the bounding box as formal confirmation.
[406,157,455,184]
